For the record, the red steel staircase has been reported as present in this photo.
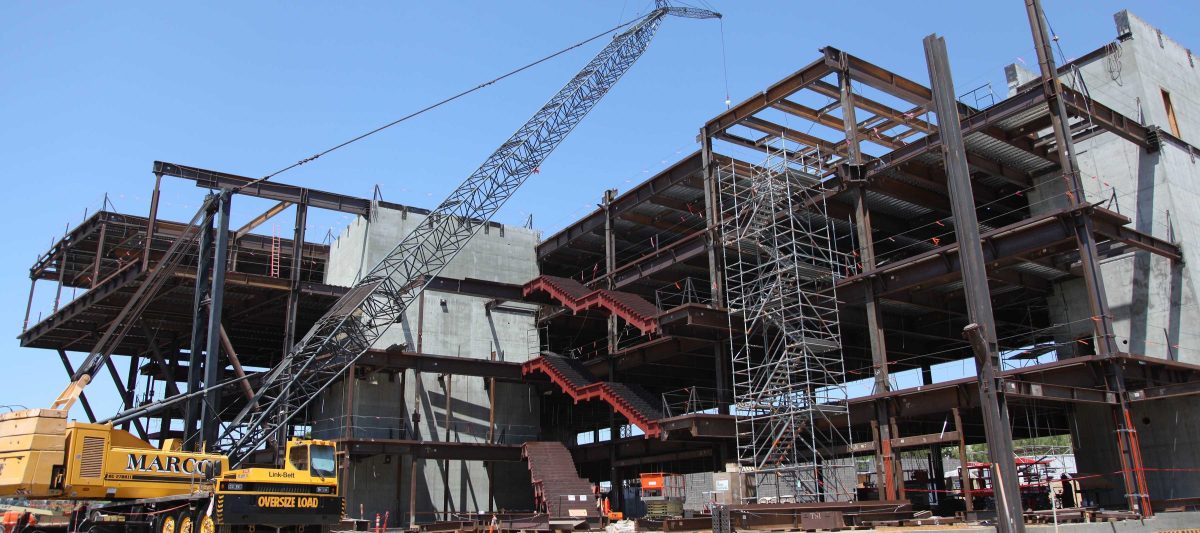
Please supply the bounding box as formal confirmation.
[522,441,598,520]
[522,353,665,438]
[523,275,662,335]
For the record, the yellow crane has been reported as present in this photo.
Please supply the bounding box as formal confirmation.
[0,408,339,533]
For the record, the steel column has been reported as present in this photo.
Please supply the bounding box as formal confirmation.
[953,407,973,512]
[201,191,232,449]
[700,129,725,307]
[183,200,216,450]
[343,364,355,440]
[124,353,140,430]
[925,34,1024,533]
[139,322,182,397]
[603,188,624,511]
[283,202,308,356]
[1024,0,1118,356]
[442,373,453,515]
[139,324,182,446]
[52,225,67,314]
[604,188,618,352]
[23,279,36,332]
[840,62,898,501]
[609,359,622,512]
[105,357,148,439]
[160,350,179,445]
[487,346,497,512]
[144,173,163,272]
[408,453,419,528]
[1024,0,1148,514]
[91,221,107,288]
[714,342,729,415]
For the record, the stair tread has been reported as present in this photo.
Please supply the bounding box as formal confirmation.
[523,441,598,519]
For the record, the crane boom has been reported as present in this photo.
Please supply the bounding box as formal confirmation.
[218,3,718,465]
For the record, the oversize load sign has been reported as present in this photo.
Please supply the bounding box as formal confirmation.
[256,496,321,508]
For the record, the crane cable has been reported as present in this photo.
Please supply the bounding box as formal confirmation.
[718,17,731,108]
[235,15,642,193]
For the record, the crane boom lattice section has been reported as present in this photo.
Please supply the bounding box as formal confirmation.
[719,141,857,502]
[217,7,719,466]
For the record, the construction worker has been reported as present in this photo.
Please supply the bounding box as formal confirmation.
[1060,473,1075,508]
[411,405,421,440]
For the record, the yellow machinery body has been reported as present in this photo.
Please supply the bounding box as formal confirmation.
[0,409,228,500]
[0,408,341,529]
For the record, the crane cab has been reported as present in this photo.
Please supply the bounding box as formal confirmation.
[212,439,341,527]
[283,439,338,481]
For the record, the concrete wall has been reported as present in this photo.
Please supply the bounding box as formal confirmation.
[318,206,542,523]
[1010,10,1200,505]
[1073,397,1200,507]
[1015,11,1200,363]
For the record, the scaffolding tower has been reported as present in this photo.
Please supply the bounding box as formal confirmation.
[718,142,857,502]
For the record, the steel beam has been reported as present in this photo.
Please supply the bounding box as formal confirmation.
[1129,380,1200,401]
[340,439,523,461]
[739,116,848,158]
[609,230,709,289]
[704,56,832,134]
[829,46,932,107]
[356,350,523,381]
[20,262,142,347]
[864,87,1046,181]
[890,430,961,450]
[836,207,1091,302]
[1001,379,1116,404]
[426,276,526,301]
[154,161,378,216]
[1059,87,1152,150]
[1091,212,1182,261]
[809,80,933,133]
[217,325,256,402]
[234,200,292,241]
[538,152,704,259]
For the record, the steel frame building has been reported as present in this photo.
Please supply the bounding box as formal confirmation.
[19,7,1200,527]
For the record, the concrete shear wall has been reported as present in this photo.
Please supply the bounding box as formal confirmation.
[318,206,542,522]
[1015,10,1200,505]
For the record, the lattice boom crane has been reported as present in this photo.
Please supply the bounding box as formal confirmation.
[217,2,719,465]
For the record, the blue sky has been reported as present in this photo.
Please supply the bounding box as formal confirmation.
[2,2,1196,422]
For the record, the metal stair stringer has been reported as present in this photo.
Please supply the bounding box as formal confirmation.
[522,353,664,438]
[524,275,661,335]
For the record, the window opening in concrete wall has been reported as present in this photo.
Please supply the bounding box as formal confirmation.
[1162,88,1181,137]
